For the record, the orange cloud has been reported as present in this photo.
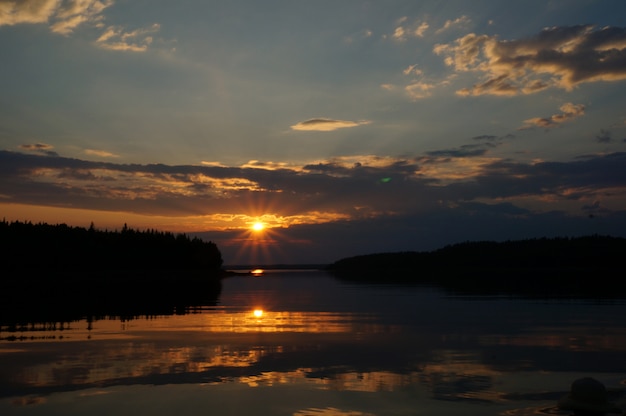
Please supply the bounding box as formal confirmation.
[405,81,436,100]
[0,0,59,26]
[84,149,119,158]
[96,23,160,52]
[435,15,471,34]
[0,0,158,53]
[387,17,430,41]
[519,102,585,129]
[0,0,115,35]
[290,118,371,132]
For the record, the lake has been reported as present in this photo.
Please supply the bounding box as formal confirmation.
[1,269,625,416]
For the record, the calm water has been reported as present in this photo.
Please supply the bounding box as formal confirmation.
[1,269,625,416]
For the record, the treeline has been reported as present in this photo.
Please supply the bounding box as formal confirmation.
[326,235,626,295]
[0,219,223,272]
[0,220,225,326]
[328,235,626,271]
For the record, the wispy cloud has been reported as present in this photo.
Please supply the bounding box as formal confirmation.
[19,143,54,151]
[519,103,585,129]
[425,144,491,158]
[386,14,470,43]
[291,118,371,132]
[95,23,160,52]
[50,0,113,35]
[388,17,430,41]
[434,25,626,96]
[404,81,436,100]
[595,129,612,143]
[435,15,471,34]
[403,64,423,76]
[0,0,60,25]
[18,143,59,157]
[0,0,158,52]
[0,0,114,34]
[84,149,119,158]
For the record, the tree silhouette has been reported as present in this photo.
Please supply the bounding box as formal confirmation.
[0,219,223,272]
[326,235,626,296]
[0,219,226,326]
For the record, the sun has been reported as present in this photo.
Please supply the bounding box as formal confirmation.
[252,222,265,231]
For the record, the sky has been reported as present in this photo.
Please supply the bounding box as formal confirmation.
[2,0,626,265]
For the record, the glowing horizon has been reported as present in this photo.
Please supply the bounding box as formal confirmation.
[2,1,626,264]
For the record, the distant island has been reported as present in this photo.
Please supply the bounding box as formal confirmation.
[326,235,626,296]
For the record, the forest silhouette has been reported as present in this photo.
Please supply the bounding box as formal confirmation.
[2,220,626,327]
[1,219,223,272]
[0,220,224,326]
[327,235,626,297]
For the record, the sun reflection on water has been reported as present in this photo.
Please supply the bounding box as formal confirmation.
[215,309,367,333]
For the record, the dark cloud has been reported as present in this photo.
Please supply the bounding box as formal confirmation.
[423,139,510,160]
[455,152,626,201]
[471,135,498,141]
[2,149,626,264]
[425,144,489,158]
[582,200,611,216]
[596,129,612,143]
[3,149,626,213]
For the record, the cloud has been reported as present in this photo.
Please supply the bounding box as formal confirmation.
[595,129,612,143]
[403,64,423,76]
[19,143,54,151]
[3,149,626,263]
[519,103,585,129]
[0,0,157,52]
[393,26,406,41]
[435,15,471,34]
[95,23,160,52]
[50,0,113,35]
[434,25,626,96]
[414,21,429,38]
[425,144,490,158]
[343,29,373,44]
[240,160,298,171]
[405,81,436,100]
[290,118,371,132]
[84,149,119,158]
[2,148,625,219]
[472,134,515,142]
[582,199,611,216]
[0,0,114,34]
[18,143,59,157]
[0,0,60,26]
[389,17,429,41]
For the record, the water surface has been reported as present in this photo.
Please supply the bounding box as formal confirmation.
[1,269,625,416]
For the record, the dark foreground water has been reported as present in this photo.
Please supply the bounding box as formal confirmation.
[1,269,625,416]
